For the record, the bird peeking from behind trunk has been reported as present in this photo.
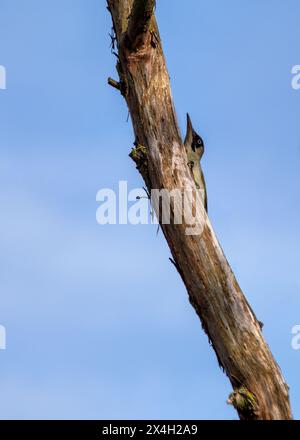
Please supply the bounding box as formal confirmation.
[184,113,208,212]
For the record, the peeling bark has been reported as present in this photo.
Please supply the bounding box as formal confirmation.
[126,0,156,50]
[106,0,293,420]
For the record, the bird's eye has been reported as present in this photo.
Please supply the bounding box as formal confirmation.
[198,139,202,144]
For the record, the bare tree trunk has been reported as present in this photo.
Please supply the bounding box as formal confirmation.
[106,0,292,420]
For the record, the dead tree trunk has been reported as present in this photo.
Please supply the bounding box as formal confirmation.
[106,0,292,420]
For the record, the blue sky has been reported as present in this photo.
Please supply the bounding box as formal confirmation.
[0,0,300,419]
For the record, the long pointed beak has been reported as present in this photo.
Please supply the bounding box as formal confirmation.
[186,113,193,133]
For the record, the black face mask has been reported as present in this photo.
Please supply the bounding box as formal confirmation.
[192,133,204,152]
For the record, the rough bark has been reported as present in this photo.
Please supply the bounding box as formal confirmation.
[106,0,293,420]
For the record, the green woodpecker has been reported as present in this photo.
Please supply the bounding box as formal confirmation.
[184,113,208,212]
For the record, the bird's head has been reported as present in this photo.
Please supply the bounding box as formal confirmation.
[186,113,204,157]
